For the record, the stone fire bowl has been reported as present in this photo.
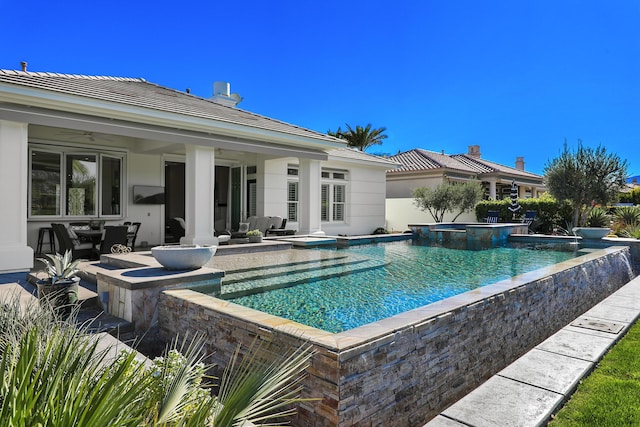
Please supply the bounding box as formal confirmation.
[572,227,611,240]
[151,244,217,270]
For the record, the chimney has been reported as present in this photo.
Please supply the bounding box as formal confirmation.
[515,156,525,171]
[20,61,27,72]
[467,145,481,158]
[210,81,243,107]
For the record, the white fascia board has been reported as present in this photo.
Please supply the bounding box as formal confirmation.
[327,154,399,170]
[0,103,329,160]
[0,83,344,151]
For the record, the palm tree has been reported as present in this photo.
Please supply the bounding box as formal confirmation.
[328,123,388,152]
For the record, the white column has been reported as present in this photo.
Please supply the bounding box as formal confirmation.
[298,158,323,235]
[519,184,527,198]
[181,145,218,246]
[0,120,33,272]
[488,179,497,200]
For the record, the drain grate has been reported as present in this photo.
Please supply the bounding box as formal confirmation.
[571,317,624,334]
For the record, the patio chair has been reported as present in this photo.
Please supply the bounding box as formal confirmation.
[50,223,95,260]
[523,210,537,233]
[97,225,129,255]
[485,211,500,223]
[125,222,141,249]
[523,211,536,226]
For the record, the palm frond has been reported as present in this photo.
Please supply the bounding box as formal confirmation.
[214,339,314,427]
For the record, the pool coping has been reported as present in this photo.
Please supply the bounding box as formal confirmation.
[425,272,640,427]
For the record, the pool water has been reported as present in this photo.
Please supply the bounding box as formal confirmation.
[223,241,580,333]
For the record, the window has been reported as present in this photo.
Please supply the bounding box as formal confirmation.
[288,181,298,221]
[248,180,257,217]
[29,148,124,218]
[333,184,345,221]
[321,169,348,222]
[101,156,122,215]
[31,151,62,216]
[66,154,96,215]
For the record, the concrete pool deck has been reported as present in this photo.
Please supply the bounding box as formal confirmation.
[425,273,640,427]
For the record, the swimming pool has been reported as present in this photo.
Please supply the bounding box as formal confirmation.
[218,241,580,332]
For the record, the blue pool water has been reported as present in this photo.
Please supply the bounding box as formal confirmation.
[223,241,580,333]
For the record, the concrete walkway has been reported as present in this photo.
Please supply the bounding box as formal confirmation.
[426,275,640,427]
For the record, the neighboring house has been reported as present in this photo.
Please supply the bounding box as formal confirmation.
[385,145,545,230]
[0,68,395,273]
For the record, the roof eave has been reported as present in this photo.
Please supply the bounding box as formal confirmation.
[0,82,345,151]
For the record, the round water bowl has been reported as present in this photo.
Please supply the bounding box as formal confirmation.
[572,227,611,240]
[151,245,217,270]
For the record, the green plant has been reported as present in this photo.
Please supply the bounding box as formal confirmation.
[620,223,640,239]
[544,141,628,227]
[586,207,610,228]
[246,229,263,237]
[414,180,484,222]
[37,250,83,284]
[0,294,315,426]
[613,206,640,227]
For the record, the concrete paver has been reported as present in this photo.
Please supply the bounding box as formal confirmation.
[536,329,616,362]
[497,348,592,395]
[441,376,563,427]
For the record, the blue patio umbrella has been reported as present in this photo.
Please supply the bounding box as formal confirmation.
[508,180,521,219]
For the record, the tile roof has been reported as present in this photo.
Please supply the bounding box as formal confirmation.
[0,69,342,144]
[387,149,477,173]
[328,147,398,167]
[388,148,543,179]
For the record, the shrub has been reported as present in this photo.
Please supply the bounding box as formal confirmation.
[586,207,611,228]
[474,194,573,234]
[0,295,314,426]
[613,206,640,227]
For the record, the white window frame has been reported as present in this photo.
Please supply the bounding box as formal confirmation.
[321,169,348,223]
[28,145,126,219]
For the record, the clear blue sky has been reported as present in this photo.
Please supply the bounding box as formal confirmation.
[1,0,638,176]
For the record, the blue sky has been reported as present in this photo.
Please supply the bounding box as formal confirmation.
[1,0,638,176]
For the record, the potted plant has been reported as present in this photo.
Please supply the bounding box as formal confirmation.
[36,250,83,316]
[246,229,263,243]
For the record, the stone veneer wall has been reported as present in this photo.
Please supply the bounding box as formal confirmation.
[158,247,635,426]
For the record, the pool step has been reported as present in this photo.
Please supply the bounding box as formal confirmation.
[219,257,388,299]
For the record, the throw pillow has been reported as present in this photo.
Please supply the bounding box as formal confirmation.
[238,222,250,233]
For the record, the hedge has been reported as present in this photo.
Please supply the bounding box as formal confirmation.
[475,197,573,234]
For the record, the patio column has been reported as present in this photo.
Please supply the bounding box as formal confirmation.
[488,179,497,200]
[519,184,527,198]
[181,145,218,246]
[0,120,33,272]
[298,158,322,235]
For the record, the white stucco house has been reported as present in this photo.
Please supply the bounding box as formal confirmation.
[385,145,545,231]
[0,67,395,273]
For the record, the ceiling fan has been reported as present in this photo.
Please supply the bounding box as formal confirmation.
[55,130,113,142]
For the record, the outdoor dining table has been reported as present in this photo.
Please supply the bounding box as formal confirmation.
[75,229,103,246]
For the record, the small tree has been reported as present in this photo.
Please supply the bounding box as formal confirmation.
[544,141,628,227]
[413,180,484,222]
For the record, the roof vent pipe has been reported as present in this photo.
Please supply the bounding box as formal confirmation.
[20,61,27,72]
[211,81,243,107]
[213,81,230,97]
